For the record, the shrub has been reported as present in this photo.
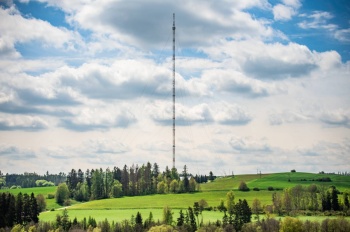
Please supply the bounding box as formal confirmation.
[47,193,55,199]
[291,169,296,173]
[316,177,332,182]
[280,217,303,232]
[36,194,47,212]
[253,187,260,191]
[267,186,274,191]
[238,181,250,191]
[63,199,71,206]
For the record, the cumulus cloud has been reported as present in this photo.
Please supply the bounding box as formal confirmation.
[214,103,252,125]
[229,136,272,153]
[149,101,213,126]
[201,40,334,80]
[42,0,277,49]
[269,110,311,125]
[269,106,350,128]
[0,144,36,160]
[297,139,350,168]
[201,69,282,97]
[273,4,296,21]
[273,0,301,21]
[0,5,82,58]
[139,140,171,152]
[60,105,137,131]
[0,113,48,131]
[241,42,318,79]
[319,109,350,128]
[82,138,130,154]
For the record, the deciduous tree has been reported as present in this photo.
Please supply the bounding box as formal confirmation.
[55,183,70,205]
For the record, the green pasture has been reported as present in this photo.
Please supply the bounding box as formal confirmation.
[39,208,350,224]
[249,172,350,191]
[40,208,225,224]
[0,186,60,210]
[202,172,350,192]
[68,191,272,210]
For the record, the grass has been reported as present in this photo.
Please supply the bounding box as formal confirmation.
[0,186,61,210]
[40,208,226,223]
[202,172,350,192]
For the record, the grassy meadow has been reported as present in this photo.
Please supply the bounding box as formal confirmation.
[1,172,349,223]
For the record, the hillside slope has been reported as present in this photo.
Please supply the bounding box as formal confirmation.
[201,172,350,192]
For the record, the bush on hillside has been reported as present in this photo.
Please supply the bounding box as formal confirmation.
[238,181,250,191]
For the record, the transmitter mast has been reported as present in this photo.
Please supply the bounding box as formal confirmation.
[172,13,176,169]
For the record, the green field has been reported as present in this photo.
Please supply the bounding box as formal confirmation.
[0,186,60,209]
[2,172,349,223]
[201,172,350,192]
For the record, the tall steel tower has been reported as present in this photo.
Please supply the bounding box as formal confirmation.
[172,13,176,169]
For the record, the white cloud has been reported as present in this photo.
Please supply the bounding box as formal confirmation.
[201,68,282,96]
[334,28,350,42]
[282,0,301,8]
[214,103,252,125]
[0,5,82,58]
[0,144,36,160]
[39,0,277,50]
[148,101,213,126]
[229,136,271,153]
[204,40,323,80]
[273,0,300,21]
[273,4,296,21]
[82,138,130,154]
[60,104,137,131]
[0,113,48,131]
[269,110,311,125]
[298,11,337,30]
[320,109,350,128]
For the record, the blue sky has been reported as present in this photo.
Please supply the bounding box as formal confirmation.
[0,0,349,175]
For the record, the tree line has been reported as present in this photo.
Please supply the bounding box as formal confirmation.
[58,163,201,204]
[240,183,350,218]
[0,170,66,189]
[0,192,39,228]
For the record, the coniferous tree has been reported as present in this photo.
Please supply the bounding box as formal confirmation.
[77,169,84,184]
[177,209,184,227]
[30,193,39,223]
[0,193,6,228]
[241,199,252,224]
[15,192,23,224]
[61,208,70,231]
[344,192,350,210]
[182,165,189,192]
[135,211,143,225]
[193,202,200,227]
[7,194,16,227]
[22,193,31,224]
[188,207,197,232]
[85,169,92,197]
[331,186,340,211]
[121,165,129,196]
